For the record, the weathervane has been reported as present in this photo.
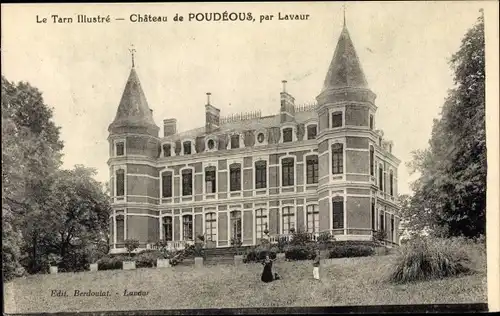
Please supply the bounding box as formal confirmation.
[129,45,136,68]
[343,4,347,27]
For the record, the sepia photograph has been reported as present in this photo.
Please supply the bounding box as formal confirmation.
[2,1,499,314]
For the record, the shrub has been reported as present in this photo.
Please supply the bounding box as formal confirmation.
[373,230,387,242]
[243,246,277,263]
[231,237,243,255]
[124,239,139,257]
[388,237,472,284]
[289,231,311,246]
[328,243,375,258]
[284,244,317,261]
[97,254,129,271]
[276,236,288,253]
[135,250,164,268]
[317,232,336,250]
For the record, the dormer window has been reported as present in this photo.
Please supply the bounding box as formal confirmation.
[162,144,171,157]
[283,128,293,143]
[183,141,192,155]
[257,133,265,143]
[255,130,268,146]
[207,139,215,150]
[331,112,343,128]
[115,142,125,156]
[307,125,317,140]
[231,135,240,149]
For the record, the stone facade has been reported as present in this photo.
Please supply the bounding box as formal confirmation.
[107,24,401,253]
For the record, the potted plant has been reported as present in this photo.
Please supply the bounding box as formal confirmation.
[231,237,244,265]
[155,240,171,268]
[123,239,139,270]
[48,254,62,274]
[276,236,288,260]
[193,235,205,268]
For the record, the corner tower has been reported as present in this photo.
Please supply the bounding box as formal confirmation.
[107,51,161,253]
[315,19,382,241]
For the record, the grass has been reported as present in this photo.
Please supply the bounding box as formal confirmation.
[4,255,486,313]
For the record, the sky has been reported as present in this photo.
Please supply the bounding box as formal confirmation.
[1,1,490,195]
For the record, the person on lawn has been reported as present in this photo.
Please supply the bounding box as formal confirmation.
[313,250,321,280]
[261,254,280,283]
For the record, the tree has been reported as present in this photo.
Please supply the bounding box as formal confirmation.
[404,13,485,238]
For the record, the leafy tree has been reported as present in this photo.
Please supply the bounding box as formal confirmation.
[124,239,140,257]
[404,13,485,238]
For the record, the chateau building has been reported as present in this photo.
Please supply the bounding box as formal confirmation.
[107,22,401,253]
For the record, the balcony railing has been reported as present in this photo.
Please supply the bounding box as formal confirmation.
[146,240,194,251]
[269,232,320,244]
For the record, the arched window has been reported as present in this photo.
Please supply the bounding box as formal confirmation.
[116,169,125,197]
[370,146,375,177]
[332,197,344,229]
[182,169,193,196]
[255,160,267,189]
[282,206,295,234]
[163,216,173,241]
[306,205,319,233]
[306,155,319,184]
[331,143,343,175]
[182,215,193,240]
[281,158,294,186]
[116,214,125,243]
[331,111,343,128]
[389,170,394,196]
[255,209,268,240]
[205,213,216,241]
[161,172,173,198]
[229,163,241,191]
[205,166,216,194]
[307,125,317,140]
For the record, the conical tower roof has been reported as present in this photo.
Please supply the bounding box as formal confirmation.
[322,25,369,92]
[109,67,158,134]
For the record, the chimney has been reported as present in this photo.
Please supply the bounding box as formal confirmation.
[163,118,177,137]
[280,80,295,123]
[205,92,220,133]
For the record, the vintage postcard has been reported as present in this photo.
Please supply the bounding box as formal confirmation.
[2,1,499,314]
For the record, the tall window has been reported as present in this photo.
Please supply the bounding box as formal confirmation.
[390,216,395,241]
[283,128,293,142]
[205,167,216,194]
[163,144,171,157]
[370,146,375,177]
[331,143,343,175]
[369,114,374,130]
[182,215,193,240]
[306,156,319,184]
[307,125,317,140]
[378,165,384,191]
[230,211,242,240]
[371,199,376,231]
[116,142,124,156]
[255,209,268,240]
[255,161,267,189]
[379,213,385,232]
[182,169,193,196]
[332,197,344,229]
[282,207,295,234]
[331,111,342,128]
[162,172,172,198]
[306,205,319,233]
[230,163,241,191]
[282,158,294,186]
[116,214,124,243]
[389,170,394,196]
[231,135,240,149]
[163,217,173,241]
[116,169,125,196]
[183,141,191,155]
[205,213,216,241]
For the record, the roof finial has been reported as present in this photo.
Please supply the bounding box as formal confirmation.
[129,44,136,68]
[343,4,346,27]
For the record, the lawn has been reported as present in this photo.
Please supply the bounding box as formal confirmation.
[4,255,487,313]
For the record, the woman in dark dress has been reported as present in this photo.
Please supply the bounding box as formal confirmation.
[261,254,279,283]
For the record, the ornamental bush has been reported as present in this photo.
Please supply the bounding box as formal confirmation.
[284,244,317,261]
[328,243,375,258]
[243,246,277,263]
